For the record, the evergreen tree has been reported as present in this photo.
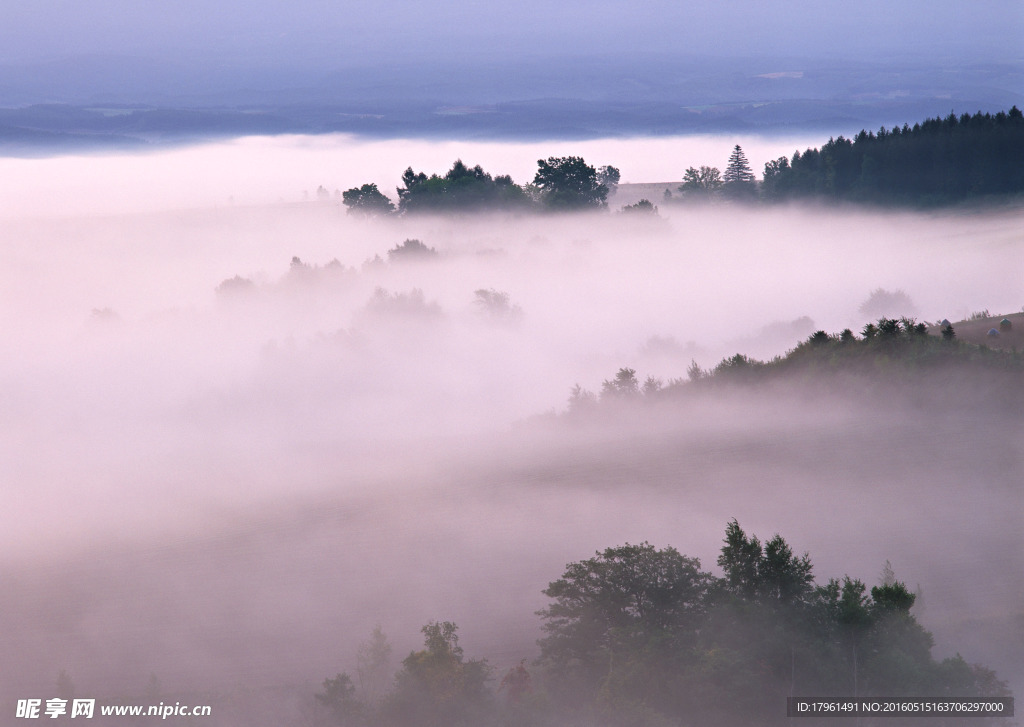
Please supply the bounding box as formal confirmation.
[723,145,757,199]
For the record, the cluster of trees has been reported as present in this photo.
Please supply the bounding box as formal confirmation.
[672,108,1023,206]
[567,315,1024,413]
[316,522,1008,727]
[675,145,757,202]
[342,107,1022,214]
[343,158,618,216]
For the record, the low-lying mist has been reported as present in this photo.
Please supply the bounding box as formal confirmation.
[0,138,1021,722]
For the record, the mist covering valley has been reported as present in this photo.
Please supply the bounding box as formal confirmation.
[1,138,1022,724]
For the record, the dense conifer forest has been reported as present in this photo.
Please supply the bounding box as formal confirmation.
[761,108,1024,205]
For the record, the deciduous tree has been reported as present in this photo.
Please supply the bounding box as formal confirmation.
[533,156,609,209]
[342,183,395,216]
[677,165,722,200]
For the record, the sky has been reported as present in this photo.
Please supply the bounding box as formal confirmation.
[2,0,1020,67]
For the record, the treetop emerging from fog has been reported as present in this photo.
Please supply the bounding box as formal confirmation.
[343,157,613,216]
[343,108,1024,216]
[532,156,609,210]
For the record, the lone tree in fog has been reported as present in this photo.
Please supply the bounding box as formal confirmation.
[858,287,918,320]
[342,183,396,216]
[722,144,757,199]
[677,165,723,200]
[619,198,659,215]
[533,156,609,209]
[473,288,523,322]
[386,238,438,262]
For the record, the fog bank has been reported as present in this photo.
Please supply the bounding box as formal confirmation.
[0,139,1021,721]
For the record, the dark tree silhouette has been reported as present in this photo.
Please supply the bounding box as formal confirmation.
[342,183,395,216]
[533,156,609,209]
[722,145,756,199]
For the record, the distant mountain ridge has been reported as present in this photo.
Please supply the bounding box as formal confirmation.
[1,55,1020,153]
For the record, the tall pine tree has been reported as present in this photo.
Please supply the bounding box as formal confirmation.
[723,144,757,199]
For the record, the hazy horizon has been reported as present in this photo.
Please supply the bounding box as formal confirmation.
[1,1,1020,149]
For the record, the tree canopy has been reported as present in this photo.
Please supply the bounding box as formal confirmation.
[395,159,531,213]
[535,523,1009,725]
[677,165,723,200]
[338,108,1024,218]
[316,520,1011,727]
[342,183,396,217]
[533,156,609,209]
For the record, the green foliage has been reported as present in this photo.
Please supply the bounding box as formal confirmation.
[722,145,756,200]
[534,523,1010,726]
[718,520,815,613]
[342,183,396,217]
[597,165,620,192]
[761,155,793,200]
[537,542,714,714]
[338,108,1021,218]
[533,156,609,209]
[566,313,1024,422]
[385,621,492,727]
[317,523,1010,727]
[871,582,916,613]
[808,330,831,346]
[619,198,658,215]
[396,160,531,213]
